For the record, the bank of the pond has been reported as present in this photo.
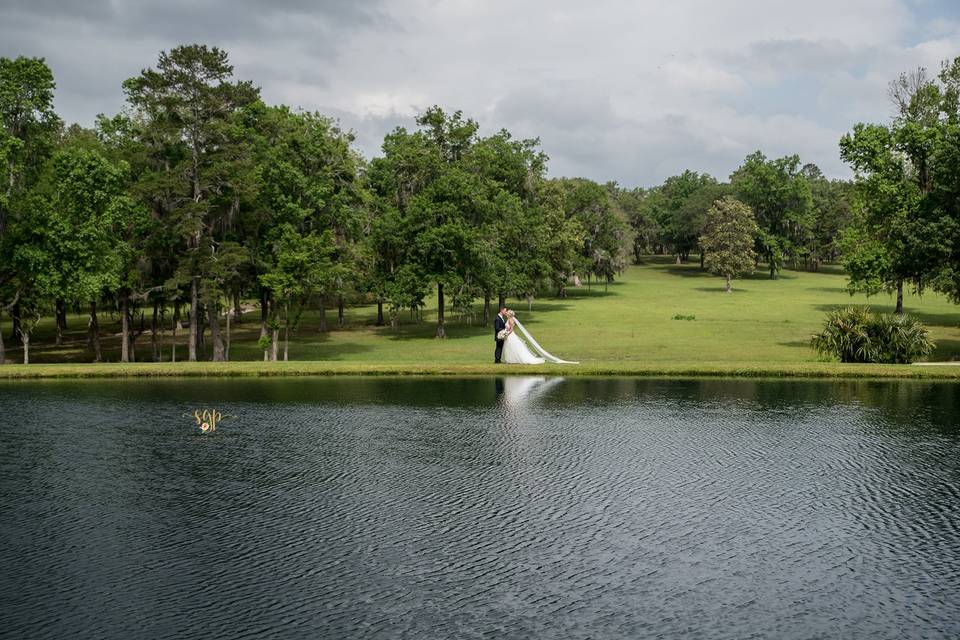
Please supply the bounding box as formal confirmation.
[1,360,959,380]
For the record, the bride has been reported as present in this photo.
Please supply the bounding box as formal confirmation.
[502,310,578,365]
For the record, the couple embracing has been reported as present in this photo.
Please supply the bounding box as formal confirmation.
[493,307,578,365]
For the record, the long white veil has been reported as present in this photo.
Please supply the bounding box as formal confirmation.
[512,318,579,364]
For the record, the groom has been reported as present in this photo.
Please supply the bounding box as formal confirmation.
[494,306,508,363]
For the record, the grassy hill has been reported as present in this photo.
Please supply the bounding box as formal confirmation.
[2,257,959,376]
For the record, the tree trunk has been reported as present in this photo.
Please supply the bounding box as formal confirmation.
[376,300,384,326]
[55,298,66,346]
[319,299,328,332]
[129,310,137,363]
[188,278,198,361]
[0,308,5,364]
[121,295,130,363]
[284,301,290,362]
[271,325,279,362]
[676,254,681,265]
[89,301,101,362]
[498,293,505,310]
[234,290,242,324]
[700,250,705,270]
[225,299,231,362]
[151,300,160,362]
[436,282,446,338]
[197,301,205,360]
[483,294,490,326]
[9,301,19,343]
[725,274,732,294]
[172,303,179,363]
[338,296,345,327]
[21,330,29,365]
[260,289,269,361]
[159,306,165,362]
[896,280,904,315]
[207,293,225,361]
[769,253,776,280]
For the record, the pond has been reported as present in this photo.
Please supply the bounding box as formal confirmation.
[1,376,958,639]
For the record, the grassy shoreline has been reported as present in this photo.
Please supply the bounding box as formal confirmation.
[1,360,958,380]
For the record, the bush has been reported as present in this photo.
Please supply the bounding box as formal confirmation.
[811,306,935,364]
[257,335,273,352]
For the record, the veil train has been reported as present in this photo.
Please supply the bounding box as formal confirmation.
[512,319,579,364]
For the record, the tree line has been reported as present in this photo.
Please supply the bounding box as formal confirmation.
[0,45,627,364]
[1,45,957,364]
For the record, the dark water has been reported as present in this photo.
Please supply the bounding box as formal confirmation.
[1,377,959,639]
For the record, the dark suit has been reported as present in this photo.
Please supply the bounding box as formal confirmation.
[494,314,507,363]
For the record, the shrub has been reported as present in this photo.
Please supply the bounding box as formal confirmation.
[672,314,696,321]
[257,335,272,351]
[811,306,934,363]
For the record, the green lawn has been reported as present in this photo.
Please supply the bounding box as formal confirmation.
[2,257,959,378]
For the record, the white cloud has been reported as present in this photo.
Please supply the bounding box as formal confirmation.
[662,60,747,93]
[1,0,958,186]
[909,36,960,65]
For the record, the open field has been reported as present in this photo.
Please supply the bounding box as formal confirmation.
[2,257,959,379]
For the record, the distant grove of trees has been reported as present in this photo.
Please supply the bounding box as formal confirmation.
[625,58,960,313]
[1,44,958,364]
[620,159,853,277]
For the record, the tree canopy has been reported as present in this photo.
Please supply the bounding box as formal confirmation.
[700,197,758,293]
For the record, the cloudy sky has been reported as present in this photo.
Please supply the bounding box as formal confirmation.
[2,0,959,187]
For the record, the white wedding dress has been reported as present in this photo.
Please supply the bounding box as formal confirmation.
[502,318,578,365]
[503,328,545,364]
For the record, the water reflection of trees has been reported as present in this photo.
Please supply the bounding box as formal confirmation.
[27,378,957,432]
[536,378,958,434]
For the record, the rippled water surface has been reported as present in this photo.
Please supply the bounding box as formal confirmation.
[1,377,959,639]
